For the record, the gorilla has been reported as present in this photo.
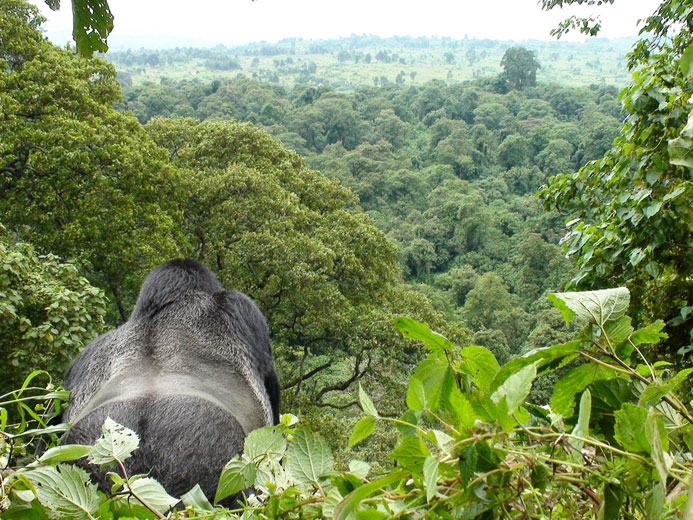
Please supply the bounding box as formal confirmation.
[60,259,280,504]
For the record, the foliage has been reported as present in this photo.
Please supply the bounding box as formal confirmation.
[501,47,541,90]
[42,0,113,56]
[539,0,693,358]
[3,288,692,519]
[1,1,462,420]
[0,227,106,393]
[0,0,183,321]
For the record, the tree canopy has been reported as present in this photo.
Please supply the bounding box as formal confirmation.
[539,0,693,359]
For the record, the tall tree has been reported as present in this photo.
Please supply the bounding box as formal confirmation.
[500,47,540,90]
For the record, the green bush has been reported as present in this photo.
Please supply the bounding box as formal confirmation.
[0,227,107,394]
[2,288,691,519]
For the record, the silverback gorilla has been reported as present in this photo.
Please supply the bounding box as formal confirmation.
[60,259,280,503]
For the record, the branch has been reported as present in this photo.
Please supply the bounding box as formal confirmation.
[281,360,332,390]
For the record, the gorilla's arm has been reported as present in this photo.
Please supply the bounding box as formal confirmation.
[215,290,281,425]
[62,329,119,423]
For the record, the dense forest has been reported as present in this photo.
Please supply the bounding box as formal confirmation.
[1,0,692,517]
[115,68,626,368]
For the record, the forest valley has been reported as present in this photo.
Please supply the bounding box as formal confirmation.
[1,0,692,518]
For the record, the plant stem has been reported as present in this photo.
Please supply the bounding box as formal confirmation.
[117,460,168,519]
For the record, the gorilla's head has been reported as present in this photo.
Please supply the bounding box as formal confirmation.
[131,259,222,319]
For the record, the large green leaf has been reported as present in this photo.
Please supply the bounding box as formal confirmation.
[25,465,99,520]
[181,484,214,512]
[570,389,591,461]
[348,416,376,448]
[394,317,454,355]
[423,456,439,503]
[406,376,426,411]
[550,364,615,417]
[459,345,500,393]
[614,403,650,453]
[491,340,580,393]
[646,409,671,491]
[333,470,407,520]
[87,417,139,465]
[390,434,429,473]
[215,455,256,504]
[414,360,452,412]
[358,384,379,418]
[630,321,668,345]
[244,426,287,461]
[548,288,630,327]
[286,429,334,484]
[490,364,536,415]
[123,477,178,513]
[668,109,693,168]
[38,445,91,465]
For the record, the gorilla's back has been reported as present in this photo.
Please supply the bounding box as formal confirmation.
[61,280,277,503]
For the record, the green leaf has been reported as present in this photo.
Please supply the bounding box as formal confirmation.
[358,384,379,418]
[215,456,256,504]
[447,387,476,429]
[38,445,91,464]
[244,426,286,461]
[87,417,139,465]
[390,434,429,472]
[614,403,650,453]
[334,470,407,520]
[570,389,591,459]
[125,477,178,513]
[286,429,334,484]
[668,110,693,168]
[491,340,580,393]
[25,465,99,520]
[643,202,662,218]
[631,321,668,345]
[639,383,671,408]
[680,43,693,77]
[644,483,665,520]
[629,248,646,266]
[181,484,214,512]
[459,345,500,393]
[598,482,624,520]
[662,185,686,201]
[548,288,630,327]
[348,416,376,448]
[394,317,454,355]
[323,487,344,520]
[490,364,536,415]
[458,443,477,487]
[348,460,370,479]
[646,409,671,490]
[414,360,451,412]
[550,364,615,417]
[423,456,439,503]
[406,376,426,411]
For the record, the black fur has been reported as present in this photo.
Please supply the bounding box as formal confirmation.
[61,259,280,504]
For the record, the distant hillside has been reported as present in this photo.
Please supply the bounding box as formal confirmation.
[105,34,635,90]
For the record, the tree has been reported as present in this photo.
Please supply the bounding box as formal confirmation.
[0,225,107,393]
[539,0,693,358]
[143,117,468,409]
[500,47,540,90]
[0,0,182,321]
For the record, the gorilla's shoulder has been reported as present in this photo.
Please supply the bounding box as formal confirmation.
[214,291,272,357]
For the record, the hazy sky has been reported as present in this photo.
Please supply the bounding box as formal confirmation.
[32,0,661,48]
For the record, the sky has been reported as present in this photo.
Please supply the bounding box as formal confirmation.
[31,0,661,49]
